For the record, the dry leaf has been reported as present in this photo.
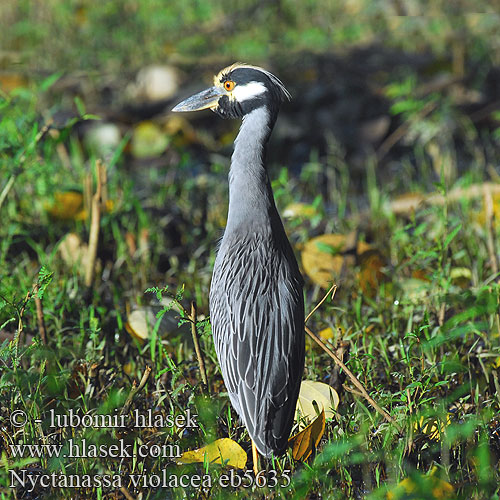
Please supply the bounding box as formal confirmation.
[411,269,431,282]
[398,278,432,301]
[357,244,386,296]
[288,408,325,461]
[0,73,29,93]
[296,380,339,423]
[125,232,137,257]
[84,123,121,157]
[125,308,158,342]
[129,65,179,102]
[58,233,89,269]
[177,438,247,469]
[390,192,426,215]
[125,299,188,343]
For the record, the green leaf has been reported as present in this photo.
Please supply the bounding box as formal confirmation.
[444,224,462,249]
[40,72,63,92]
[315,242,342,255]
[37,266,54,299]
[74,96,86,116]
[82,113,101,121]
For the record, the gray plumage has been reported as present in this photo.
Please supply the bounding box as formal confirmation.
[173,64,305,457]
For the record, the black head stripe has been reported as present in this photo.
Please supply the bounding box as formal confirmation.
[214,64,290,119]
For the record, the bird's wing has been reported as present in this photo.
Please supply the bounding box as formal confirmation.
[210,234,304,456]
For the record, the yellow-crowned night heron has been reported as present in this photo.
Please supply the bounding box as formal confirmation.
[172,63,304,460]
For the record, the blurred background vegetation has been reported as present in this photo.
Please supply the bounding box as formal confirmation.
[1,1,500,499]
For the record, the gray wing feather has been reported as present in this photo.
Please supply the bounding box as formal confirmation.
[210,232,304,456]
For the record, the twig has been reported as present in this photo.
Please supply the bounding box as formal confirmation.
[121,366,152,416]
[99,160,108,209]
[469,99,500,124]
[14,290,31,360]
[33,283,47,345]
[483,184,499,276]
[305,326,403,434]
[0,175,16,211]
[85,160,105,288]
[120,486,136,500]
[84,172,92,221]
[55,142,73,172]
[388,182,500,216]
[376,101,436,162]
[342,385,364,398]
[305,284,337,324]
[190,301,209,392]
[404,388,414,456]
[0,121,52,212]
[304,283,401,431]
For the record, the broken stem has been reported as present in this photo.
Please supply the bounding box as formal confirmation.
[305,284,337,324]
[190,301,209,392]
[305,325,402,434]
[484,184,499,276]
[121,366,152,416]
[85,160,105,288]
[33,283,47,345]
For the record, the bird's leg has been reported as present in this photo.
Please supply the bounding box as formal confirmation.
[251,440,259,476]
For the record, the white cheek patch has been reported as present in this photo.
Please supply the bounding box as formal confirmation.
[231,81,267,102]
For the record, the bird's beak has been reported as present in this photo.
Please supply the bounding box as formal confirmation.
[171,86,225,112]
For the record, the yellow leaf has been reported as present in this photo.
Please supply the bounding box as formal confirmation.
[75,6,88,26]
[283,203,317,219]
[177,438,247,469]
[288,408,325,461]
[164,115,197,143]
[387,471,454,499]
[318,327,335,341]
[296,380,339,424]
[414,414,451,441]
[105,199,115,213]
[474,193,500,226]
[47,191,84,220]
[123,362,134,375]
[132,121,169,158]
[450,267,471,288]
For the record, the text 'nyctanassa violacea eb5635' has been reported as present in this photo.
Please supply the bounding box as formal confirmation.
[172,63,305,462]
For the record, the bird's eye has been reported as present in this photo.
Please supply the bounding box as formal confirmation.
[224,80,235,91]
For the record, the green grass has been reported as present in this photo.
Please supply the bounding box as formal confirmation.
[1,2,500,499]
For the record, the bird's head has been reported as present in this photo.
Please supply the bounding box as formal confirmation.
[172,63,290,119]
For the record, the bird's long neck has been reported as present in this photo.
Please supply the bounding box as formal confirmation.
[226,107,278,234]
